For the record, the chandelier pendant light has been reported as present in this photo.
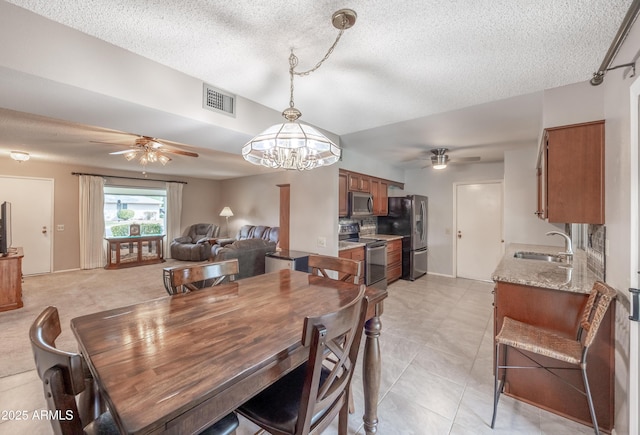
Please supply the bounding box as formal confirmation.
[242,9,357,171]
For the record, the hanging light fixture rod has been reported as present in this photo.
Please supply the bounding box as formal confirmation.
[590,0,640,85]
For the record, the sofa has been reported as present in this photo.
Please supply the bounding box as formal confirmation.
[210,225,279,279]
[216,225,279,248]
[170,223,220,261]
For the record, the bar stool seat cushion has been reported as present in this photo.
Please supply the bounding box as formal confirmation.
[496,317,583,364]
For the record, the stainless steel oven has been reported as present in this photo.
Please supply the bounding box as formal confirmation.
[365,240,387,290]
[338,223,387,290]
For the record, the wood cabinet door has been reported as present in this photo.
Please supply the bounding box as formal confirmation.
[339,247,365,284]
[371,178,380,214]
[348,173,370,193]
[545,121,604,224]
[379,181,388,215]
[338,172,348,217]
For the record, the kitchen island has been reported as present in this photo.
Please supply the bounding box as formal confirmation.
[492,243,614,433]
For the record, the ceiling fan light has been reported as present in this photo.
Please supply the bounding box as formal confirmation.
[124,150,138,161]
[158,154,171,165]
[431,154,448,169]
[10,151,30,162]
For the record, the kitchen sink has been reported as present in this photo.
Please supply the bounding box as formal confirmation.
[513,251,564,263]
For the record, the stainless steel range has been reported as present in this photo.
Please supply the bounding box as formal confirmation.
[339,223,387,290]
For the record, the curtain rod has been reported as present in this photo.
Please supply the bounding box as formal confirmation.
[71,172,187,184]
[590,0,640,85]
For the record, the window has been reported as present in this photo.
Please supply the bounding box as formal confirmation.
[104,186,166,237]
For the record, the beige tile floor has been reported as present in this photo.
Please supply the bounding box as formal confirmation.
[0,266,597,434]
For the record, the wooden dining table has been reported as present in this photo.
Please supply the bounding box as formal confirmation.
[71,269,387,435]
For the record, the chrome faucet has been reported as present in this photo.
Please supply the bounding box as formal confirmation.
[546,231,573,264]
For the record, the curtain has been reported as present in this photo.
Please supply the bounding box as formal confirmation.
[165,182,183,258]
[79,175,105,269]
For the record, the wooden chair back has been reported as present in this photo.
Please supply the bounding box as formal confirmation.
[295,284,368,434]
[163,259,239,295]
[308,254,361,284]
[578,281,617,348]
[29,306,101,434]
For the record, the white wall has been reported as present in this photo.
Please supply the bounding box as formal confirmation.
[503,146,563,245]
[339,147,405,184]
[403,162,504,276]
[599,18,640,435]
[220,166,340,256]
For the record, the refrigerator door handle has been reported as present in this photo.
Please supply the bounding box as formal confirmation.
[420,201,427,244]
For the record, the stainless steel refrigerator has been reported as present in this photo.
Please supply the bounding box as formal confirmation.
[377,195,428,280]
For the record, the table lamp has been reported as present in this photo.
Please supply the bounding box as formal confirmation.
[219,207,234,236]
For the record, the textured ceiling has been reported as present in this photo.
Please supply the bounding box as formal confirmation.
[0,0,634,177]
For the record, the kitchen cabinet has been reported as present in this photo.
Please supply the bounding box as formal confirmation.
[371,178,388,216]
[386,238,402,284]
[536,120,605,224]
[338,171,348,217]
[339,246,365,284]
[493,281,614,432]
[339,169,402,217]
[348,173,370,193]
[0,247,23,312]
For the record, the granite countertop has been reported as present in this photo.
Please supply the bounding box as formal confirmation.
[338,234,404,251]
[369,234,404,241]
[492,243,598,294]
[338,241,366,251]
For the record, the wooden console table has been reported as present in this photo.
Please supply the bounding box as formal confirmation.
[105,235,165,269]
[0,247,23,312]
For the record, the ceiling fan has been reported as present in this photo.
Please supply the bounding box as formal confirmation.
[91,136,199,173]
[425,148,481,169]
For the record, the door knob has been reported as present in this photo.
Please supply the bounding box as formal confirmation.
[42,226,47,234]
[457,230,462,239]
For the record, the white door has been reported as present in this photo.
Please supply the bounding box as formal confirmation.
[0,176,53,275]
[455,182,503,281]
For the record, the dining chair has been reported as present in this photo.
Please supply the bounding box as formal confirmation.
[237,284,368,435]
[308,254,362,414]
[308,254,361,284]
[30,306,240,435]
[30,306,117,435]
[491,281,617,435]
[163,258,239,295]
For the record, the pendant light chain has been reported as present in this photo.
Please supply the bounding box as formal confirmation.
[288,14,348,110]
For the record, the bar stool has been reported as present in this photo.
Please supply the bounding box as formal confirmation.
[491,281,616,434]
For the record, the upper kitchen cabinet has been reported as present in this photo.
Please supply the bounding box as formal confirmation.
[370,178,388,216]
[348,173,371,192]
[536,120,605,224]
[338,171,348,217]
[339,169,403,217]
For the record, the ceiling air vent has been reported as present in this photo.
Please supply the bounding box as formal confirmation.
[203,83,235,116]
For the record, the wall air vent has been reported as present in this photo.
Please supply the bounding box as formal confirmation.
[203,83,235,117]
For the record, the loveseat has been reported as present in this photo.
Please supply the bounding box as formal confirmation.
[210,225,279,279]
[170,223,220,261]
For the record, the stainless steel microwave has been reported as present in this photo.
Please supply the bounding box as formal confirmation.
[349,192,374,216]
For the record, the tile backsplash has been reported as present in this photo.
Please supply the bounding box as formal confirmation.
[338,216,377,236]
[586,224,606,281]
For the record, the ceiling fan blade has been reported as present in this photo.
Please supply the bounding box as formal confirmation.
[162,148,199,158]
[109,149,137,155]
[452,156,481,162]
[90,140,132,146]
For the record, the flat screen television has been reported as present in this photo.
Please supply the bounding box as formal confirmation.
[0,201,12,256]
